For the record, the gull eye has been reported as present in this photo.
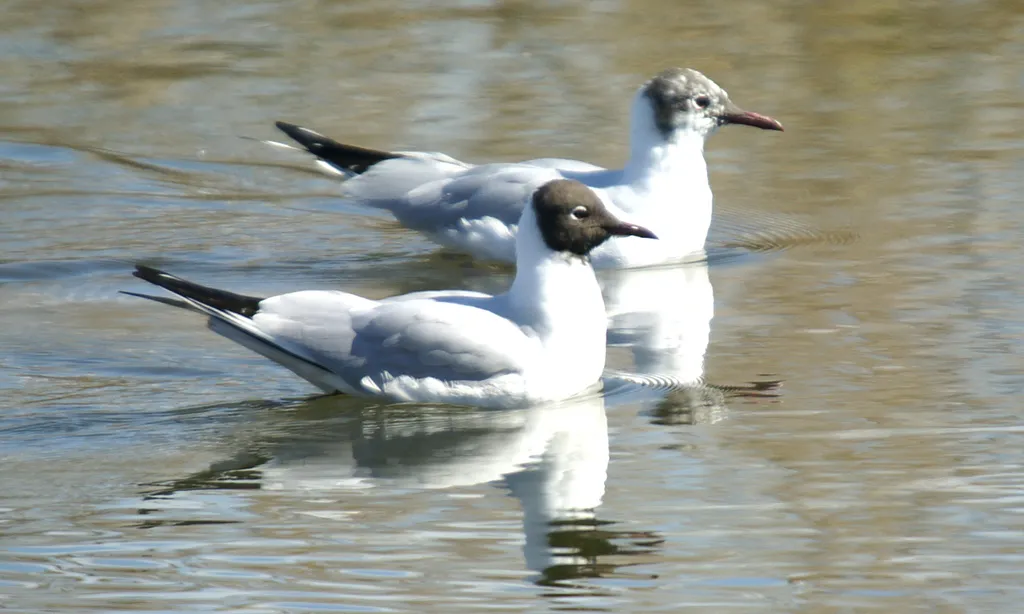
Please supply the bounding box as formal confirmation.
[571,206,590,220]
[695,96,711,109]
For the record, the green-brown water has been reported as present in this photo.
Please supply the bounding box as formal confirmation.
[2,0,1023,611]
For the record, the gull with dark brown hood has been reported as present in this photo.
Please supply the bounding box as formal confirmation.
[125,180,656,409]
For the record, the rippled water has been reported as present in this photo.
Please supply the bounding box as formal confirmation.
[2,0,1024,611]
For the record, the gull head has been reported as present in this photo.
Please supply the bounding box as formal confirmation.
[637,67,783,143]
[531,180,657,257]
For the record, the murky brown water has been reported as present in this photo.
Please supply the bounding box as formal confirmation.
[3,0,1023,611]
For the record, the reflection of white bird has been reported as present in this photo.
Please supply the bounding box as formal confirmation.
[268,68,782,269]
[255,395,609,575]
[124,180,654,408]
[603,261,714,387]
[601,261,726,423]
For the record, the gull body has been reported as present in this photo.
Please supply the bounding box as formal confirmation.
[125,180,656,409]
[270,68,782,269]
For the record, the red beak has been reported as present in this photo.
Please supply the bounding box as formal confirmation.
[720,103,784,131]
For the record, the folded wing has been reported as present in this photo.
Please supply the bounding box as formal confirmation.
[128,266,532,398]
[254,293,532,393]
[346,161,563,232]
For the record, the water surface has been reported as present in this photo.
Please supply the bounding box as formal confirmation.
[2,0,1024,611]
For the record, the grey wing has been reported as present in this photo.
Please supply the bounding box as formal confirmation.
[521,157,606,173]
[256,294,529,392]
[382,290,491,305]
[345,160,563,231]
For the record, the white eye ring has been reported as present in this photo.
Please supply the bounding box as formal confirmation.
[571,206,589,219]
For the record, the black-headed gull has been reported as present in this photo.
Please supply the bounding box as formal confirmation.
[269,67,782,269]
[125,180,656,408]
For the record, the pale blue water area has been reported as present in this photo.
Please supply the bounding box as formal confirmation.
[2,0,1024,611]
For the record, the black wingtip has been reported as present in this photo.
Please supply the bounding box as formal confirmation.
[274,121,314,143]
[132,264,174,285]
[272,121,402,175]
[130,264,264,318]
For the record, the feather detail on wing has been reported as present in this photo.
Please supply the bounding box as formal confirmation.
[127,266,533,397]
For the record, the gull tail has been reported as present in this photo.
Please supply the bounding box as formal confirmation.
[124,265,342,393]
[273,121,402,177]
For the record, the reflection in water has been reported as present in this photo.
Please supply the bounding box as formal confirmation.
[602,260,783,423]
[602,261,726,424]
[144,393,660,585]
[604,261,714,386]
[3,0,1023,610]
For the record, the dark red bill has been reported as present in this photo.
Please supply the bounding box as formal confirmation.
[721,105,784,131]
[606,222,658,240]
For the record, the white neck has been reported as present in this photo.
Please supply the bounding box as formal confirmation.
[504,208,608,390]
[507,209,606,333]
[621,91,711,192]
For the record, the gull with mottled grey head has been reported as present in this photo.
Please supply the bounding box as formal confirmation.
[264,67,781,268]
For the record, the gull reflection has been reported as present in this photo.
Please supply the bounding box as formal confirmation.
[143,393,660,584]
[600,260,726,423]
